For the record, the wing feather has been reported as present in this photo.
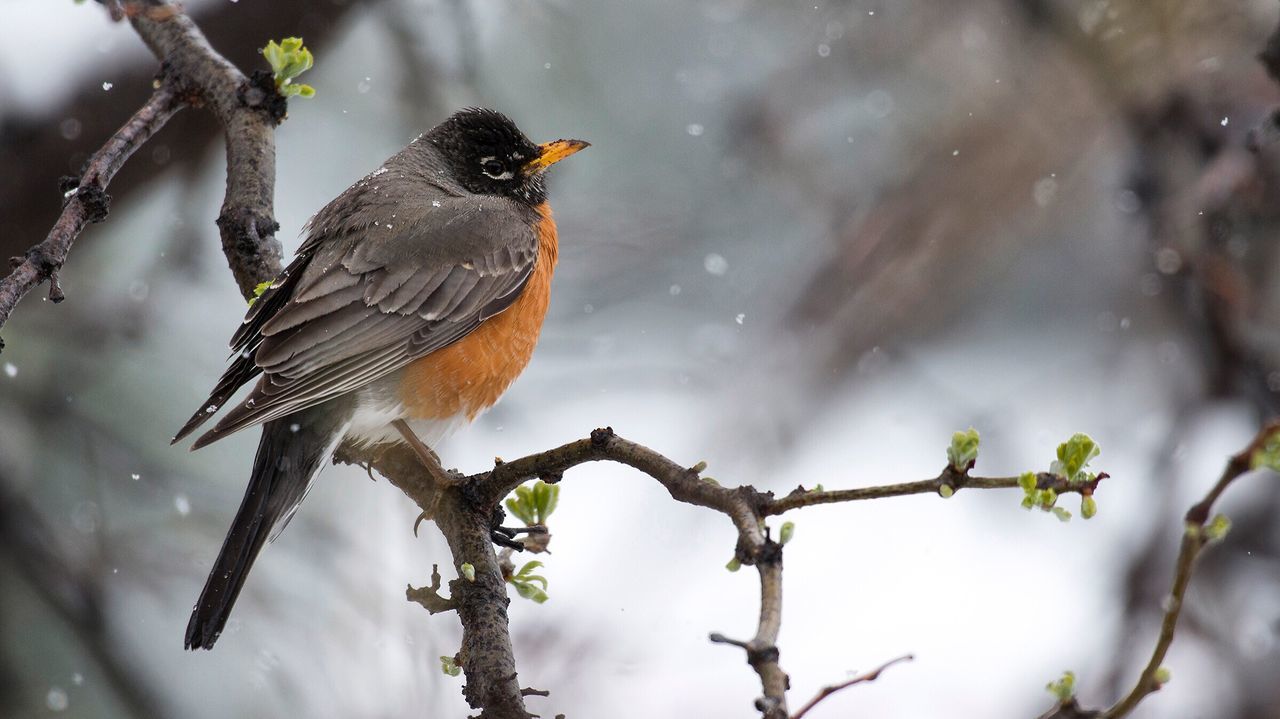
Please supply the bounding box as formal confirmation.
[181,191,541,448]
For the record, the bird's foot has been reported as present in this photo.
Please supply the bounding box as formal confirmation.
[487,506,548,551]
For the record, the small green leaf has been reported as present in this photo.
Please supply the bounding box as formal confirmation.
[1021,495,1036,510]
[532,481,559,524]
[946,427,981,472]
[1045,670,1076,702]
[725,557,741,572]
[504,480,558,527]
[440,655,461,677]
[1081,495,1097,519]
[811,483,825,493]
[247,279,276,306]
[1018,471,1038,493]
[507,561,549,603]
[690,460,708,473]
[514,582,549,603]
[1039,488,1058,509]
[1153,666,1171,685]
[1050,433,1100,485]
[938,484,954,498]
[1251,431,1280,473]
[460,563,475,582]
[1205,514,1232,543]
[1052,506,1072,522]
[778,521,795,545]
[261,37,316,97]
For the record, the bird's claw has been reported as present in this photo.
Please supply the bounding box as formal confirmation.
[413,510,432,537]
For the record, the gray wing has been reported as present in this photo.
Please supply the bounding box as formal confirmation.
[186,193,539,449]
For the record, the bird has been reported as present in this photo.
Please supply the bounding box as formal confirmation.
[172,107,588,650]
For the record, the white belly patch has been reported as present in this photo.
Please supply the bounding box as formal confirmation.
[343,384,470,449]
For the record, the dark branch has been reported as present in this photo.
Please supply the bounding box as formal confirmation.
[0,83,182,338]
[126,1,284,296]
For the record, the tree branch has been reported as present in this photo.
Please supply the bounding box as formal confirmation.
[789,654,914,719]
[766,468,1104,515]
[0,83,182,340]
[406,564,458,615]
[126,0,284,296]
[1098,421,1280,718]
[0,0,287,352]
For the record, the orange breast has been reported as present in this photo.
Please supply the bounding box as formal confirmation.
[398,202,559,420]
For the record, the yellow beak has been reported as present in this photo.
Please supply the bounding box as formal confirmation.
[526,138,590,172]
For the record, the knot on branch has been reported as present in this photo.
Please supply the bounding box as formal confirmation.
[756,537,783,566]
[78,186,112,223]
[240,70,289,125]
[590,426,615,447]
[215,208,283,297]
[157,62,202,108]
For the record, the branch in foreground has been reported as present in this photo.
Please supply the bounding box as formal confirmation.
[0,83,182,341]
[0,0,288,352]
[367,427,1112,718]
[126,1,285,297]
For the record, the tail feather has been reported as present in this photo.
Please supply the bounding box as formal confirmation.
[171,356,262,445]
[184,401,350,650]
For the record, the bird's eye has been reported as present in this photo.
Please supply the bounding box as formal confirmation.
[481,158,507,178]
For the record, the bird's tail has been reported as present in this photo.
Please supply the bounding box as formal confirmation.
[184,404,349,650]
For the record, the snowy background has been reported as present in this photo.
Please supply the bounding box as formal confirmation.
[3,1,1279,717]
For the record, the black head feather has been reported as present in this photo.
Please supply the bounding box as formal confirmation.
[424,108,547,205]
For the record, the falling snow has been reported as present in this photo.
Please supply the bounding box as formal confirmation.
[3,362,16,377]
[174,495,191,516]
[703,253,728,275]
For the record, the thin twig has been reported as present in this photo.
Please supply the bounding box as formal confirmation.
[1100,421,1280,718]
[790,654,915,719]
[0,84,182,338]
[405,564,457,615]
[766,469,1104,515]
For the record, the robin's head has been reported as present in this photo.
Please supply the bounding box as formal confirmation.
[424,108,589,205]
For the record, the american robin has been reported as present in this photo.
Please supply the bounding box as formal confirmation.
[173,107,587,650]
